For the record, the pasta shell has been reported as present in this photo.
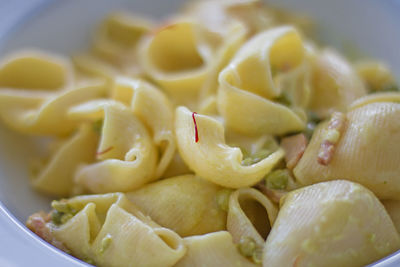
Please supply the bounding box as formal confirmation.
[227,188,278,246]
[355,61,396,92]
[162,151,193,178]
[31,124,98,197]
[349,92,400,111]
[50,193,186,267]
[185,0,274,37]
[308,49,366,118]
[383,200,400,234]
[69,100,158,193]
[0,80,106,136]
[127,175,226,237]
[112,77,176,179]
[217,81,305,136]
[0,50,73,90]
[175,106,284,188]
[92,12,152,67]
[294,102,400,200]
[263,180,400,267]
[175,231,257,267]
[72,54,118,86]
[217,26,307,135]
[138,20,213,108]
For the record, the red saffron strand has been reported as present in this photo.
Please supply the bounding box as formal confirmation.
[192,112,199,143]
[96,146,114,156]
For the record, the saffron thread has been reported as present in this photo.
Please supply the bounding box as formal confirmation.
[96,146,114,156]
[192,112,199,143]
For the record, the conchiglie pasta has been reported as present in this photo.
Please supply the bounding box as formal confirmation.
[217,26,307,136]
[175,106,284,188]
[308,49,366,118]
[138,20,212,107]
[0,80,106,136]
[31,124,98,197]
[0,51,73,90]
[50,193,186,267]
[383,200,400,234]
[127,175,226,237]
[227,188,277,246]
[175,231,257,267]
[294,102,400,200]
[197,21,246,104]
[162,151,193,178]
[12,1,400,266]
[220,26,305,99]
[72,54,118,86]
[185,0,274,37]
[217,84,306,136]
[355,61,396,92]
[349,92,400,110]
[112,77,175,178]
[69,100,158,193]
[92,12,152,67]
[263,180,400,267]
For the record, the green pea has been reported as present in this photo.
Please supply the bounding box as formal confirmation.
[265,169,290,190]
[238,236,257,258]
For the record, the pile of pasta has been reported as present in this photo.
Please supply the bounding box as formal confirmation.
[1,0,400,266]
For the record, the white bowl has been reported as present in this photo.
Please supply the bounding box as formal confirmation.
[0,0,399,266]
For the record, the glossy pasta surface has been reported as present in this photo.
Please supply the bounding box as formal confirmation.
[0,0,398,266]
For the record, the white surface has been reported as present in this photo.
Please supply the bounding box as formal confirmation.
[0,0,400,266]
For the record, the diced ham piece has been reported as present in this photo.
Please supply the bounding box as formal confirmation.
[317,112,347,166]
[26,212,70,253]
[281,133,308,170]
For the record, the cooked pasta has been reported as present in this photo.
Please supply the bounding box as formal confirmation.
[263,180,400,267]
[0,0,397,266]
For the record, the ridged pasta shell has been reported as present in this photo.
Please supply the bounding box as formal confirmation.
[308,49,366,118]
[112,77,176,179]
[70,100,158,193]
[263,180,400,267]
[355,61,395,92]
[294,102,400,200]
[51,193,186,267]
[0,81,106,136]
[349,92,400,111]
[175,231,257,267]
[0,50,73,90]
[227,188,277,246]
[91,12,152,67]
[127,175,226,237]
[383,200,400,235]
[217,26,307,136]
[138,20,214,108]
[31,124,98,197]
[175,106,284,188]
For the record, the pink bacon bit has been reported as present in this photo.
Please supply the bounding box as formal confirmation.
[192,112,199,143]
[26,212,70,253]
[281,133,308,170]
[317,112,347,166]
[96,146,114,156]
